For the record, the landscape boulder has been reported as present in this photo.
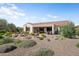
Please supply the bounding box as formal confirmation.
[0,44,17,53]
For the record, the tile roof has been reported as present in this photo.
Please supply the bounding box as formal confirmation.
[27,20,71,27]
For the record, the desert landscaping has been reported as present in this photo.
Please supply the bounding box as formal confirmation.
[0,35,79,56]
[0,18,79,56]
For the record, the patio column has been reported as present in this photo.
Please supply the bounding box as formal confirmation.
[23,26,26,32]
[29,26,33,33]
[52,25,55,34]
[44,27,47,34]
[37,27,39,33]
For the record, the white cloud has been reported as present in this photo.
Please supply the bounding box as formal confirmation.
[24,17,28,20]
[39,17,48,22]
[30,16,38,19]
[29,16,47,20]
[0,4,62,26]
[47,14,58,19]
[0,3,18,10]
[0,3,26,20]
[0,3,28,26]
[53,16,58,18]
[7,4,18,10]
[39,17,46,20]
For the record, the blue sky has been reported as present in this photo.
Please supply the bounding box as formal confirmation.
[0,3,79,27]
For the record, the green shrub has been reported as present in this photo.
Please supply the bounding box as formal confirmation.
[39,33,46,40]
[0,35,4,39]
[0,33,4,36]
[21,32,29,35]
[76,42,79,48]
[17,40,37,48]
[3,37,14,44]
[0,37,14,45]
[0,30,6,35]
[75,28,79,36]
[4,32,12,37]
[0,39,4,45]
[39,36,44,40]
[14,40,22,45]
[30,32,35,36]
[58,35,65,40]
[60,22,75,38]
[0,44,17,53]
[40,33,46,38]
[32,48,54,56]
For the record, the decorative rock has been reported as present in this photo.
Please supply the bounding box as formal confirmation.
[0,44,17,53]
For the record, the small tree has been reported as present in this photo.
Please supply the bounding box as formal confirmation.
[60,22,75,38]
[0,19,8,31]
[7,23,17,33]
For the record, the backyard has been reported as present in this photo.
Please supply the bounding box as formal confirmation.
[0,19,79,56]
[0,35,79,56]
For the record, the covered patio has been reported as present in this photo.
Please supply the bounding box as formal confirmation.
[23,20,69,35]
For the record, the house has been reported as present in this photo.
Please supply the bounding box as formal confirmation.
[23,20,71,34]
[75,25,79,29]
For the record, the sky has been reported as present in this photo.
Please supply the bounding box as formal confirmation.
[0,3,79,27]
